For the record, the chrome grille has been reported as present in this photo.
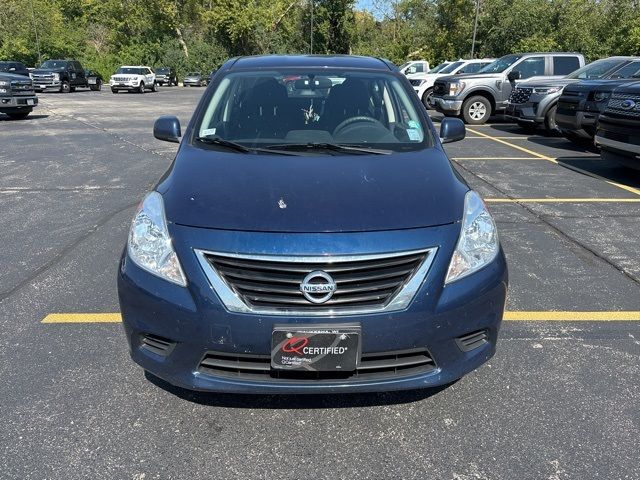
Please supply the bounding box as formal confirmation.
[31,74,54,85]
[195,249,437,316]
[10,80,34,95]
[509,87,533,104]
[112,76,133,82]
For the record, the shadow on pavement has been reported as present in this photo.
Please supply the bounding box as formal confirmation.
[145,370,455,409]
[0,114,49,121]
[556,156,640,188]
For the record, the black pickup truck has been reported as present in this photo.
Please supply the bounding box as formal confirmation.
[0,72,38,119]
[595,82,640,170]
[31,59,88,93]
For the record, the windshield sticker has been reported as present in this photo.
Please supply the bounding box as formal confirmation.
[201,128,217,136]
[408,120,421,130]
[407,128,421,141]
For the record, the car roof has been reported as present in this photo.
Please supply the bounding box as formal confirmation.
[227,55,394,71]
[120,65,150,68]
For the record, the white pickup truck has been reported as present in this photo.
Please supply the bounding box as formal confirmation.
[109,66,157,94]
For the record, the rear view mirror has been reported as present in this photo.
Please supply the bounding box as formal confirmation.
[439,117,466,144]
[154,116,181,143]
[507,70,521,82]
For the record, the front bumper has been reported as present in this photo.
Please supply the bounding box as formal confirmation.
[110,82,140,91]
[33,82,61,91]
[556,108,600,138]
[183,80,203,86]
[434,97,463,116]
[506,102,542,124]
[0,95,38,111]
[118,225,508,394]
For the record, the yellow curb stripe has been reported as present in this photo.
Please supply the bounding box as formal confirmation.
[453,156,545,160]
[504,311,640,321]
[42,313,123,323]
[41,311,640,323]
[484,198,640,203]
[466,127,640,197]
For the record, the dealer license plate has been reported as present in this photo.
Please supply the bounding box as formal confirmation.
[271,325,361,371]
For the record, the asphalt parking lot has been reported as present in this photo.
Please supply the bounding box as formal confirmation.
[1,88,639,479]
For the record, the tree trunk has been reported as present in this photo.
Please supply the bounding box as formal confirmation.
[175,26,189,58]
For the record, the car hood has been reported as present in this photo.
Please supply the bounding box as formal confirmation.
[564,78,640,93]
[159,144,467,233]
[31,68,63,74]
[0,72,30,81]
[518,77,576,88]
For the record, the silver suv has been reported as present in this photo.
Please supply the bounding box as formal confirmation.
[432,53,585,124]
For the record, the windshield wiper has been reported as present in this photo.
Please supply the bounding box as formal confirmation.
[195,135,301,155]
[265,143,391,155]
[195,136,252,153]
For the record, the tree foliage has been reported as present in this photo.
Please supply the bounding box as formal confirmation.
[1,0,639,79]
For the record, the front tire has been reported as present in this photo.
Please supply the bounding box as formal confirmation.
[421,88,434,110]
[138,82,145,94]
[60,81,70,94]
[462,95,492,125]
[151,82,158,92]
[544,104,559,134]
[111,88,118,94]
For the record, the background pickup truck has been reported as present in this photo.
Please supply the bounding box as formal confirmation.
[0,72,38,119]
[31,59,88,93]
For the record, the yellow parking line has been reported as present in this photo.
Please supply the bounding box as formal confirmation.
[42,313,122,323]
[484,198,640,203]
[466,136,536,140]
[466,127,640,197]
[453,156,544,161]
[504,311,640,321]
[41,311,640,323]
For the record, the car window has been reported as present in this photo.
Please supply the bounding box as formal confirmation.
[566,58,627,79]
[428,63,450,73]
[441,61,464,74]
[40,60,68,70]
[479,55,522,74]
[196,70,432,152]
[553,56,581,75]
[516,57,546,79]
[459,63,484,74]
[608,61,640,79]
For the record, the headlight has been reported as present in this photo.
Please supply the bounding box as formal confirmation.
[128,191,187,286]
[0,88,7,94]
[532,86,562,95]
[593,91,610,102]
[445,191,499,284]
[0,81,9,87]
[53,73,60,80]
[448,81,466,96]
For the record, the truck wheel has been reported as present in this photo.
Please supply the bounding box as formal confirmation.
[60,81,70,93]
[6,111,31,120]
[421,88,434,110]
[462,95,491,125]
[151,82,158,92]
[138,82,145,94]
[544,104,559,134]
[111,88,118,94]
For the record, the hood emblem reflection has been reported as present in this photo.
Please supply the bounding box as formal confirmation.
[278,198,287,209]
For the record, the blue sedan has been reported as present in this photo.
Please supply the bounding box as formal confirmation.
[117,55,508,394]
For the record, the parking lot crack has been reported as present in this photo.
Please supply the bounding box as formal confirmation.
[452,160,640,287]
[0,200,138,304]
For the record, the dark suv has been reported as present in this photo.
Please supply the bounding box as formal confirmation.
[432,52,585,124]
[595,82,640,170]
[31,59,88,93]
[0,61,30,77]
[556,58,640,143]
[155,67,177,86]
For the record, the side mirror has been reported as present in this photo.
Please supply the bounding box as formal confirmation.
[154,115,181,143]
[439,117,465,144]
[507,70,521,83]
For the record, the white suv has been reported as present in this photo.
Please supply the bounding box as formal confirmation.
[408,58,495,108]
[110,66,157,94]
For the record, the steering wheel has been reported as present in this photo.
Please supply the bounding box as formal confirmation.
[333,116,384,137]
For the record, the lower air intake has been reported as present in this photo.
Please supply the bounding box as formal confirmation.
[140,334,176,356]
[456,329,489,352]
[198,348,436,382]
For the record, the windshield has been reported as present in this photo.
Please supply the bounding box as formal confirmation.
[117,67,144,75]
[479,55,522,74]
[440,61,464,74]
[428,63,450,73]
[187,72,200,76]
[195,69,431,153]
[157,68,170,74]
[608,60,640,79]
[567,59,626,79]
[39,60,67,70]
